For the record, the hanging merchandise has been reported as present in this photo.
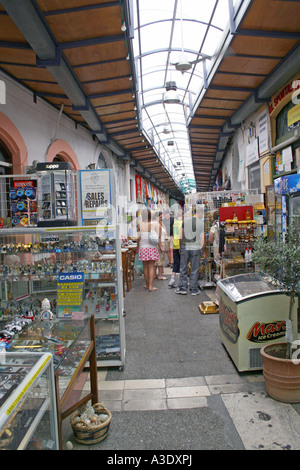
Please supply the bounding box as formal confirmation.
[143,177,149,199]
[36,162,77,227]
[9,180,38,227]
[135,175,142,203]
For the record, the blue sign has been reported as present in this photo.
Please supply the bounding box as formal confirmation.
[58,272,84,283]
[274,174,300,195]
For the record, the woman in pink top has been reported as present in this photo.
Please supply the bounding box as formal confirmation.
[137,208,160,291]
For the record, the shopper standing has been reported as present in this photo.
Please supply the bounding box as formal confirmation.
[208,209,220,262]
[162,209,174,268]
[175,205,206,295]
[154,212,168,280]
[168,208,183,288]
[137,208,160,291]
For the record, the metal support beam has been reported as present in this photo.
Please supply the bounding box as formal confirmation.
[0,0,125,157]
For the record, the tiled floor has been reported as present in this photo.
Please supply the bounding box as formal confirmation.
[82,372,265,412]
[63,275,300,450]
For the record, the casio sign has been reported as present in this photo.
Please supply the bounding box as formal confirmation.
[59,273,84,281]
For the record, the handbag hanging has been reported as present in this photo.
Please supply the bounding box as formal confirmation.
[149,225,159,245]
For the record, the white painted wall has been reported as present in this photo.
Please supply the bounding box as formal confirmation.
[0,70,139,236]
[219,106,269,192]
[0,70,98,167]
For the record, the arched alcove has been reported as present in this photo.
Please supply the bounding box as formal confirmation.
[46,139,80,170]
[0,111,28,173]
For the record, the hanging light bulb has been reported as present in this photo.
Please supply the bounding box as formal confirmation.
[163,81,181,104]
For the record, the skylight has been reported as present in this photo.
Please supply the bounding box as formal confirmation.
[132,0,236,194]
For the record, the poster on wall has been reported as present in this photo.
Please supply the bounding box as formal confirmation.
[246,138,259,166]
[79,169,112,225]
[257,111,269,155]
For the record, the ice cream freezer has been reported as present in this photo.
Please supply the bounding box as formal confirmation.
[217,272,298,372]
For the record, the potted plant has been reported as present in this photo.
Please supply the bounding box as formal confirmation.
[252,222,300,403]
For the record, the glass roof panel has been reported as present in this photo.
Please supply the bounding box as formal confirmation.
[132,0,232,194]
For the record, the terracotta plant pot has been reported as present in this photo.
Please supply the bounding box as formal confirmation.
[260,342,300,403]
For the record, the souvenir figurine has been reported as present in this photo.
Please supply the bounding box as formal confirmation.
[23,310,36,322]
[40,298,54,321]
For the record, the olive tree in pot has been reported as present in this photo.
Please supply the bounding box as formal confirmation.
[252,222,300,402]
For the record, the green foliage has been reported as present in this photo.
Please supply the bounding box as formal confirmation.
[252,223,300,299]
[253,223,300,358]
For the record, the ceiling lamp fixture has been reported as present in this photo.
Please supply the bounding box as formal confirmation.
[163,81,181,104]
[172,52,211,72]
[171,0,211,72]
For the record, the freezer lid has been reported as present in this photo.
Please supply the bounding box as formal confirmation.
[217,272,282,302]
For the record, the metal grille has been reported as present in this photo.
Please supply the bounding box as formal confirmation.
[249,347,263,369]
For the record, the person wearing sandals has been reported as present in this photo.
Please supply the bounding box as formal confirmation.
[137,208,160,291]
[154,212,168,280]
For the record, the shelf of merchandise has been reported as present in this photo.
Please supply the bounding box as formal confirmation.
[0,225,125,370]
[221,219,256,278]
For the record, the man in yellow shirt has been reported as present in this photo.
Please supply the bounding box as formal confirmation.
[168,208,183,288]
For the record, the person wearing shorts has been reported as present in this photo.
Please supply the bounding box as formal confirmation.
[154,212,168,280]
[137,208,160,292]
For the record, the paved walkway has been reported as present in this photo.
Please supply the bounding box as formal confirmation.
[62,271,300,451]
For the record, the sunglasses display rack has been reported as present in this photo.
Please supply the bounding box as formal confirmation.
[36,162,77,227]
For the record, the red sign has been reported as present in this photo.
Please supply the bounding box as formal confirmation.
[269,78,300,115]
[247,321,286,343]
[219,205,253,222]
[219,297,239,344]
[135,175,142,202]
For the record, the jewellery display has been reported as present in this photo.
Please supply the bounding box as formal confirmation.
[0,255,117,281]
[0,235,114,255]
[0,227,125,369]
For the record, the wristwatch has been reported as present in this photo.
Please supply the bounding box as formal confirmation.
[41,310,53,321]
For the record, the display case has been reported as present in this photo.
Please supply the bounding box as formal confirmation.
[1,315,99,449]
[218,273,298,371]
[274,174,300,241]
[0,352,58,450]
[0,225,125,369]
[219,206,256,278]
[36,162,77,227]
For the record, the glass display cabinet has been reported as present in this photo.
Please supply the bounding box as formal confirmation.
[1,316,98,449]
[0,225,125,369]
[274,174,300,241]
[36,162,77,227]
[0,352,58,450]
